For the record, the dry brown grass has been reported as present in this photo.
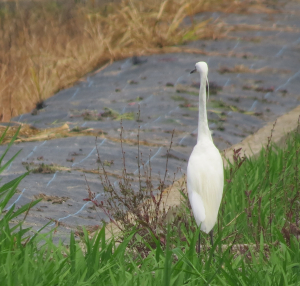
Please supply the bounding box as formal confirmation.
[218,64,291,74]
[0,0,271,121]
[0,122,162,147]
[34,193,69,203]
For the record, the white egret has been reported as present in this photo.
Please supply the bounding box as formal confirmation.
[187,61,224,251]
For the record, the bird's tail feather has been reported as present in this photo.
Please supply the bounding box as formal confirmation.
[189,191,206,230]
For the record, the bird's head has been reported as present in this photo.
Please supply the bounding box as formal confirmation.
[190,61,208,75]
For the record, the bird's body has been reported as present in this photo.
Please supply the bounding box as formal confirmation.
[187,137,224,233]
[187,62,224,236]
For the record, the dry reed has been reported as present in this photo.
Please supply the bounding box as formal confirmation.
[0,0,269,121]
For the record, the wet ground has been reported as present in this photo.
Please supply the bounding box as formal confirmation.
[1,1,300,242]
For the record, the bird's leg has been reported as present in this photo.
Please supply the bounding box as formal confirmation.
[209,229,214,247]
[209,229,216,261]
[197,232,201,254]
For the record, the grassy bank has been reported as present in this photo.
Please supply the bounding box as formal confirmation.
[1,125,300,285]
[0,0,267,121]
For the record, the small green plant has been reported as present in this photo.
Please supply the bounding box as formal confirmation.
[102,108,135,121]
[22,162,57,173]
[171,95,186,101]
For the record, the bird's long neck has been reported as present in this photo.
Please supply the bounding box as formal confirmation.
[197,73,211,142]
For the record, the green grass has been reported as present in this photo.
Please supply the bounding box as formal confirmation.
[1,127,300,285]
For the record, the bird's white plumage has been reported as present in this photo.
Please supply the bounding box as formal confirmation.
[187,62,224,234]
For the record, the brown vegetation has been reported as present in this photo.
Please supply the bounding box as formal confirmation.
[0,0,273,121]
[34,193,69,204]
[218,64,291,74]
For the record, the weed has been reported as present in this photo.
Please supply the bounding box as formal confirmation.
[171,95,186,101]
[34,193,69,204]
[23,162,57,174]
[221,121,300,250]
[179,101,197,109]
[218,64,291,75]
[103,160,114,167]
[243,84,274,93]
[101,108,135,121]
[128,96,144,102]
[69,108,135,121]
[208,81,223,95]
[84,110,183,254]
[165,82,174,87]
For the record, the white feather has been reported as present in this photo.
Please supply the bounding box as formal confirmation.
[187,139,224,233]
[187,61,224,234]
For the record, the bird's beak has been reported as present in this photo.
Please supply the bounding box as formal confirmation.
[190,68,196,74]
